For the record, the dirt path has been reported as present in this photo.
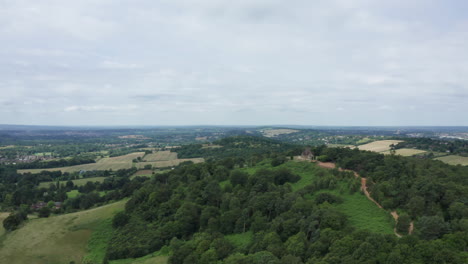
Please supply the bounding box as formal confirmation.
[315,161,413,237]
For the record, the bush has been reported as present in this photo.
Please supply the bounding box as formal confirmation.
[3,213,24,231]
[38,207,51,218]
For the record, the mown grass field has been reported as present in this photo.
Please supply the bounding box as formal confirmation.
[239,160,394,234]
[144,151,177,162]
[38,176,107,188]
[0,200,126,264]
[19,152,145,174]
[435,155,468,166]
[136,158,204,169]
[357,140,403,152]
[381,148,427,156]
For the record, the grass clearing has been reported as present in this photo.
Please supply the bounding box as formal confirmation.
[314,188,395,234]
[39,176,107,188]
[67,190,80,198]
[225,231,253,251]
[0,200,126,264]
[435,155,468,166]
[358,140,403,152]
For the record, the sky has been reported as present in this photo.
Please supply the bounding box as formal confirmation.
[1,0,467,126]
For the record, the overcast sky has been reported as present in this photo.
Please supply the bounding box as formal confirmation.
[1,0,467,126]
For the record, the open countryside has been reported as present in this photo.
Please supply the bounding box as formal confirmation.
[18,151,203,174]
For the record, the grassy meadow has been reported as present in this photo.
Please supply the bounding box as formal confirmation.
[0,200,125,264]
[435,155,468,166]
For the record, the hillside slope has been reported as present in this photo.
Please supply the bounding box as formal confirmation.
[0,200,125,264]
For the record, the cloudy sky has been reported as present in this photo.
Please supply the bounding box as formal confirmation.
[1,0,467,126]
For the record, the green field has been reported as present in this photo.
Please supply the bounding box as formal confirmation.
[239,161,394,234]
[19,152,145,174]
[0,200,126,264]
[39,176,107,188]
[435,155,468,166]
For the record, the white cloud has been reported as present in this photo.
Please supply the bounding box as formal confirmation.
[0,0,467,125]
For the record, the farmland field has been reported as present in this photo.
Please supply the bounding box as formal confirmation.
[0,200,125,264]
[144,151,177,162]
[358,140,403,152]
[38,176,107,188]
[381,148,427,156]
[18,152,145,174]
[435,155,468,166]
[136,158,204,169]
[262,128,299,137]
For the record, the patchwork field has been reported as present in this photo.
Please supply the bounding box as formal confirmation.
[38,176,107,188]
[144,151,177,162]
[136,158,204,169]
[262,129,299,137]
[435,155,468,166]
[358,140,403,152]
[19,152,145,174]
[0,200,125,264]
[381,148,427,156]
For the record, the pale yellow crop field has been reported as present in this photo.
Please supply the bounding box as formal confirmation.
[144,151,178,162]
[381,148,427,156]
[358,140,403,152]
[435,155,468,166]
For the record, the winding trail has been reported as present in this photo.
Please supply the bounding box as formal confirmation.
[315,161,414,237]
